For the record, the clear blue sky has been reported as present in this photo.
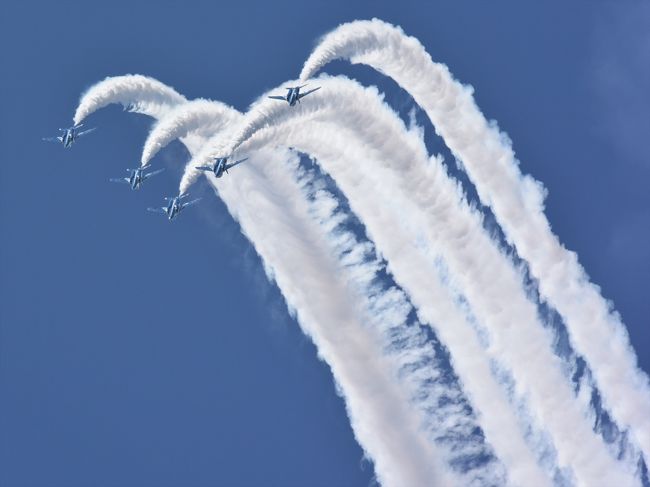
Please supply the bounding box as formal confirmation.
[1,1,648,486]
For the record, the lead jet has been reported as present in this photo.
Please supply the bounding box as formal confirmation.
[196,156,249,178]
[147,193,201,221]
[110,165,165,190]
[43,124,96,148]
[268,85,321,106]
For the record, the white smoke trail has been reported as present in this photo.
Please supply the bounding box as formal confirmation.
[291,164,506,486]
[151,97,502,485]
[224,75,636,485]
[140,98,239,167]
[74,74,186,126]
[256,126,554,487]
[244,121,579,485]
[196,150,457,487]
[225,85,556,485]
[79,76,458,486]
[300,18,650,466]
[159,98,512,485]
[177,92,284,193]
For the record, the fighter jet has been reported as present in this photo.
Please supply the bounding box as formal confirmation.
[268,85,321,106]
[43,124,96,148]
[196,156,249,178]
[110,165,165,190]
[147,193,201,221]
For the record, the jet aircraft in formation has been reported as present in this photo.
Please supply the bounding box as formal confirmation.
[44,82,322,221]
[268,85,321,106]
[110,165,165,190]
[196,156,249,178]
[147,193,202,221]
[43,124,96,148]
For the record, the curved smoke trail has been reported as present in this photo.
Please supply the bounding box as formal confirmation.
[151,97,505,485]
[243,120,553,487]
[185,75,635,484]
[74,74,186,125]
[74,14,648,481]
[233,98,634,485]
[77,76,468,486]
[140,98,239,167]
[300,18,650,465]
[143,94,498,485]
[177,90,286,193]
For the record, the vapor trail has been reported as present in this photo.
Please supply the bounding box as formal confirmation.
[160,98,512,485]
[204,150,456,486]
[300,18,650,464]
[74,74,186,126]
[80,76,458,486]
[295,168,506,486]
[140,98,239,167]
[247,122,553,487]
[153,98,500,484]
[177,93,283,193]
[225,75,636,486]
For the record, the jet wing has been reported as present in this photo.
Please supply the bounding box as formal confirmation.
[268,95,286,101]
[147,207,166,214]
[227,157,249,170]
[42,136,62,143]
[195,166,214,171]
[143,168,165,180]
[298,86,321,99]
[77,127,97,137]
[109,177,130,184]
[181,198,201,208]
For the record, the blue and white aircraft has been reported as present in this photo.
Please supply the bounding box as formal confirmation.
[110,165,165,190]
[196,156,249,178]
[147,193,201,221]
[268,85,321,106]
[43,124,96,148]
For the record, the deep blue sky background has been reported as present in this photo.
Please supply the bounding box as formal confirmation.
[1,1,648,486]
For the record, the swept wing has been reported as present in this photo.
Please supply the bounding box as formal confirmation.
[143,168,165,180]
[298,86,321,99]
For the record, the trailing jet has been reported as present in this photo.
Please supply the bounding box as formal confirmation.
[268,85,321,106]
[196,156,249,178]
[110,165,165,190]
[43,124,96,148]
[147,193,201,221]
